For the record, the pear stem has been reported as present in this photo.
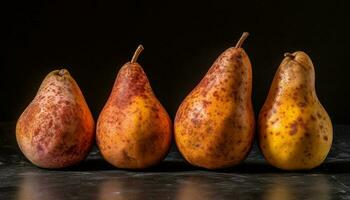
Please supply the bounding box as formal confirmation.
[235,32,249,48]
[131,45,144,63]
[284,52,295,59]
[58,69,66,76]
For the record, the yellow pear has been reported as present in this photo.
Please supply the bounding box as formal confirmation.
[175,32,255,169]
[96,45,172,169]
[258,51,333,170]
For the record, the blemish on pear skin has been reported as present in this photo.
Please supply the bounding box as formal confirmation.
[271,118,279,125]
[317,112,322,119]
[323,135,328,141]
[122,149,135,162]
[297,117,303,122]
[151,106,159,113]
[36,144,44,154]
[289,122,298,135]
[310,115,316,121]
[303,95,309,104]
[202,100,211,108]
[213,91,220,100]
[292,92,298,100]
[274,85,281,94]
[190,112,201,125]
[297,102,307,107]
[205,126,213,134]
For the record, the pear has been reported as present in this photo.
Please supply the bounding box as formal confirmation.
[96,45,172,169]
[258,51,333,170]
[16,69,95,168]
[174,32,255,169]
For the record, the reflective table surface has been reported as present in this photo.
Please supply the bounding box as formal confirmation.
[1,122,350,200]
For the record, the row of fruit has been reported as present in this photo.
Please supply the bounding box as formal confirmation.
[16,32,332,170]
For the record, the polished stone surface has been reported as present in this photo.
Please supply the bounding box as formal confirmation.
[1,122,350,199]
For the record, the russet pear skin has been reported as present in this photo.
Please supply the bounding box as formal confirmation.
[174,33,255,169]
[258,51,333,170]
[16,69,95,168]
[96,45,172,169]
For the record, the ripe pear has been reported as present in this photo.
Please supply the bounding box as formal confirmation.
[96,45,172,169]
[258,51,333,170]
[174,32,255,169]
[16,69,95,168]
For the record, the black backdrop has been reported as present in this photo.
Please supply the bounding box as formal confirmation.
[1,1,350,124]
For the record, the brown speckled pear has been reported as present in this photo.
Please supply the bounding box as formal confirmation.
[96,45,172,169]
[174,32,255,169]
[258,51,333,170]
[16,69,95,168]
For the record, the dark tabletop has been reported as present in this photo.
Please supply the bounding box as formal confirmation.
[1,122,350,200]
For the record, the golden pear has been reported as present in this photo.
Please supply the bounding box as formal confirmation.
[258,51,333,170]
[175,32,255,169]
[96,45,172,169]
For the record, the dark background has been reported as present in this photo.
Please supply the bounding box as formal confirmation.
[1,1,349,124]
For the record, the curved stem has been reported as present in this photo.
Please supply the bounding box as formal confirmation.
[131,45,144,63]
[235,32,249,48]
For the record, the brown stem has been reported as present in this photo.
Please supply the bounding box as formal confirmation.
[235,32,249,48]
[131,45,144,63]
[58,69,67,76]
[284,52,295,59]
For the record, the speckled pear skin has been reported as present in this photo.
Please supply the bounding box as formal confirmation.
[258,51,333,170]
[96,45,172,169]
[174,33,255,169]
[16,69,95,169]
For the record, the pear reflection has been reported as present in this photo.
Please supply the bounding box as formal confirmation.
[97,178,130,200]
[175,176,222,200]
[262,175,331,200]
[16,171,98,200]
[16,172,63,200]
[97,175,175,200]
